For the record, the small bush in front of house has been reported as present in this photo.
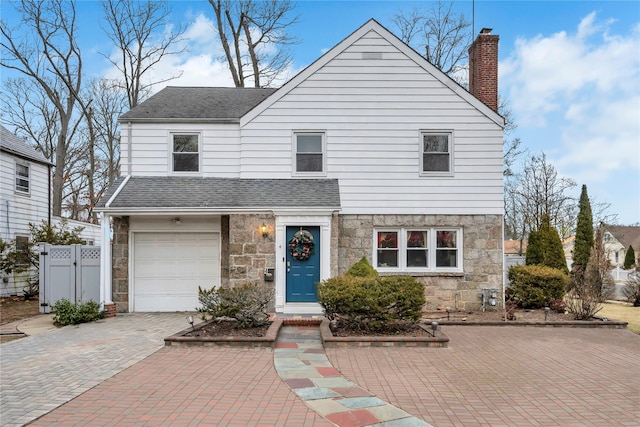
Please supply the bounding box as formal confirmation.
[317,274,425,332]
[345,256,379,278]
[508,264,568,309]
[198,283,274,328]
[52,298,105,326]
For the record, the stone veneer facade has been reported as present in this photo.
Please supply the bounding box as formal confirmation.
[337,214,503,311]
[111,216,129,313]
[110,213,502,313]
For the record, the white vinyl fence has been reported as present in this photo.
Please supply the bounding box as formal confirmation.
[38,244,101,314]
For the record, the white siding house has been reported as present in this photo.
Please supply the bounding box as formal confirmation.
[0,125,52,296]
[97,20,505,314]
[1,126,101,296]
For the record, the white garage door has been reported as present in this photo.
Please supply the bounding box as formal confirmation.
[133,232,220,312]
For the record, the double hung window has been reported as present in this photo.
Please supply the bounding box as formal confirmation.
[294,132,324,174]
[15,163,30,194]
[421,132,452,174]
[171,134,199,172]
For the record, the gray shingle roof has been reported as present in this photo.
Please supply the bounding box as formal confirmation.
[0,125,52,165]
[119,87,277,122]
[96,177,341,210]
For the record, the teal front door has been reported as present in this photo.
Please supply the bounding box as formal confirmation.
[286,226,320,302]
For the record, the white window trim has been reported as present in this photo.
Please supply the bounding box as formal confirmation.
[168,131,202,175]
[292,131,327,177]
[15,161,30,195]
[419,130,454,177]
[373,227,463,273]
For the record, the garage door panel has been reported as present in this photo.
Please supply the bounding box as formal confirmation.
[133,232,220,312]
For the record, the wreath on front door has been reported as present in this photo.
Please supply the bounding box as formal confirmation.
[289,229,315,261]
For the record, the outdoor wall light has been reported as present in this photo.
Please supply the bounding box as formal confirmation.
[261,223,268,238]
[186,315,195,332]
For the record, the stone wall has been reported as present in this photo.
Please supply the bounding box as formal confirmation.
[111,216,129,313]
[337,214,503,311]
[227,214,276,288]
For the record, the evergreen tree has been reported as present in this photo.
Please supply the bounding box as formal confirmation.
[525,229,543,265]
[573,184,594,270]
[525,215,568,275]
[539,215,569,274]
[624,246,636,269]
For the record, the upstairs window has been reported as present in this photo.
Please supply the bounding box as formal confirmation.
[294,132,324,174]
[172,134,199,172]
[15,163,30,194]
[421,132,452,175]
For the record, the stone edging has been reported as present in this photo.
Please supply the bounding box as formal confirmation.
[164,317,628,348]
[434,320,628,328]
[319,320,449,348]
[164,318,283,347]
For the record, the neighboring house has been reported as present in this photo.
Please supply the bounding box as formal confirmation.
[602,225,640,268]
[0,125,101,296]
[1,125,52,296]
[96,20,505,314]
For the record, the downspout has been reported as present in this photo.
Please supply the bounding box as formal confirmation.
[127,122,132,175]
[48,164,52,227]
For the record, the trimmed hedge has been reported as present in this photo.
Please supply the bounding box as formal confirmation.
[317,275,425,332]
[345,256,379,278]
[508,264,568,309]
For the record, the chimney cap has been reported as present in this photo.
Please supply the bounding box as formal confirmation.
[480,28,493,34]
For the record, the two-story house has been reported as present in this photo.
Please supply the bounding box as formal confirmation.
[96,20,505,314]
[1,125,53,296]
[603,225,640,268]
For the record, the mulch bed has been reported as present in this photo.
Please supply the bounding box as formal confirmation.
[182,319,272,338]
[330,320,432,337]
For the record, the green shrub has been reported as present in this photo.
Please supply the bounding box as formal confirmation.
[52,299,105,325]
[317,275,425,332]
[345,257,379,278]
[508,264,568,309]
[198,282,274,327]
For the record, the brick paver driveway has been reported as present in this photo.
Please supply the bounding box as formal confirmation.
[327,326,640,426]
[2,315,638,426]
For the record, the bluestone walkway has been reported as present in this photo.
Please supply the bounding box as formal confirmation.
[274,325,431,426]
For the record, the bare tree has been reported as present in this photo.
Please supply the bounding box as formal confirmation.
[101,0,186,108]
[208,0,299,87]
[392,1,471,78]
[505,153,577,241]
[1,0,83,217]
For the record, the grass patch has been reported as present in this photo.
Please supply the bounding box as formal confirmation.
[598,303,640,334]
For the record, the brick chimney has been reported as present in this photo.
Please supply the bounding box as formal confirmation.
[468,28,499,113]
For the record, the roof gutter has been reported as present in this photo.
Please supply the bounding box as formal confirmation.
[117,117,240,125]
[94,206,341,216]
[104,175,131,209]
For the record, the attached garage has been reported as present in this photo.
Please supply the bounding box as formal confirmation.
[132,232,220,312]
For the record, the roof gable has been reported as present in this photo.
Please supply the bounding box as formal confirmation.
[0,125,52,165]
[241,19,504,127]
[604,225,640,250]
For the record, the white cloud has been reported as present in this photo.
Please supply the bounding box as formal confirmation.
[502,12,640,223]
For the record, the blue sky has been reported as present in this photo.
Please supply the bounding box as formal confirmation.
[2,1,639,225]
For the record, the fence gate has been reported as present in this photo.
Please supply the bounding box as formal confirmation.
[39,244,101,314]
